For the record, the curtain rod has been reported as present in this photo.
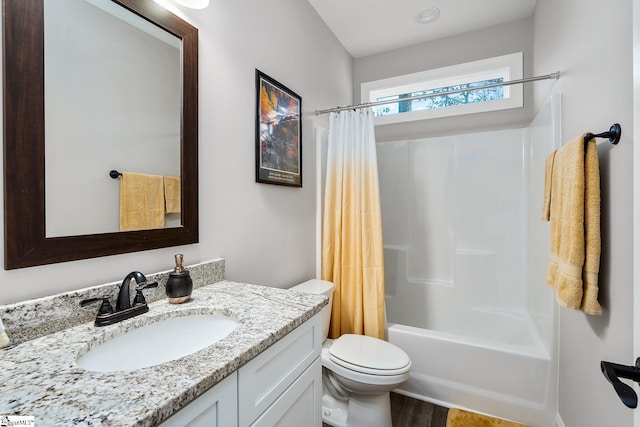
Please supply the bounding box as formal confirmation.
[314,71,560,116]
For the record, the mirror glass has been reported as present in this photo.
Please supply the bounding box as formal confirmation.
[45,0,181,236]
[3,0,199,269]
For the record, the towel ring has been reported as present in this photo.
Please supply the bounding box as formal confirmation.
[584,123,621,145]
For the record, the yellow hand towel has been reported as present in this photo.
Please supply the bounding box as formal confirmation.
[163,176,181,214]
[545,135,602,315]
[119,172,165,231]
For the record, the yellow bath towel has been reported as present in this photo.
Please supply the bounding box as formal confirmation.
[163,176,181,214]
[119,172,165,231]
[544,134,602,315]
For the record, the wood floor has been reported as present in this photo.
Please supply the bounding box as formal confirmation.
[322,392,449,427]
[390,393,449,427]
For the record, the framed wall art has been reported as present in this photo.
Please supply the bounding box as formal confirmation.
[255,69,302,187]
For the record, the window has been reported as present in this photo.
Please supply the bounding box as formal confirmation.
[361,52,523,125]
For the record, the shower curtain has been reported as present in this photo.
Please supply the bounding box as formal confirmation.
[322,109,385,339]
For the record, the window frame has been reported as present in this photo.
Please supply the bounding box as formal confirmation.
[361,52,523,125]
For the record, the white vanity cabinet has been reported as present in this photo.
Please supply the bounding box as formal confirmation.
[160,313,322,427]
[160,372,238,427]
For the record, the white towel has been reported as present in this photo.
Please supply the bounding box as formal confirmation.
[0,317,10,349]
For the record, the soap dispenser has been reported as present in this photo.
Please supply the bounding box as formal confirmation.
[166,254,193,304]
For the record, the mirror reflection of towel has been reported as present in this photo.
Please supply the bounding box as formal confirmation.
[119,172,165,231]
[164,176,181,214]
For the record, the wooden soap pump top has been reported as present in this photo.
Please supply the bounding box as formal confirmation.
[174,254,185,273]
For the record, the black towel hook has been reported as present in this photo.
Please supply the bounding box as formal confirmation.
[109,170,122,179]
[584,123,621,145]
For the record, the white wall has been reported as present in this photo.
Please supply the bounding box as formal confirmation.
[533,0,634,426]
[0,0,353,304]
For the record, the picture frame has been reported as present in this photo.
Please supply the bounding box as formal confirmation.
[255,69,302,187]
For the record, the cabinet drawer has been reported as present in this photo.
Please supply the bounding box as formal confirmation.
[238,314,322,427]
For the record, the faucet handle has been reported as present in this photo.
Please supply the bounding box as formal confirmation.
[132,282,158,306]
[135,281,158,291]
[80,297,114,315]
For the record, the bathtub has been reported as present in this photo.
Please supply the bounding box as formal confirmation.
[387,311,554,427]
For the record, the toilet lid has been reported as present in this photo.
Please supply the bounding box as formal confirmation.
[329,334,411,376]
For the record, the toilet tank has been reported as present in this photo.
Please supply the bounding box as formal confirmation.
[290,279,334,341]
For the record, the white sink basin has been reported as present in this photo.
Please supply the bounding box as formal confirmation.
[77,314,238,372]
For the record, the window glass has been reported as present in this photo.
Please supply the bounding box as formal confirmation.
[362,53,522,125]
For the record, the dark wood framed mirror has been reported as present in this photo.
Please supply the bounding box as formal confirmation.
[3,0,199,269]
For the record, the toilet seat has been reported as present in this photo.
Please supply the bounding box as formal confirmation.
[322,349,410,387]
[321,335,411,386]
[329,334,411,376]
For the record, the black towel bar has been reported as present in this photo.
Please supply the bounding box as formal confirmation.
[584,123,621,145]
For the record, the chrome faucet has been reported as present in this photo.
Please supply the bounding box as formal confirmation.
[81,271,158,327]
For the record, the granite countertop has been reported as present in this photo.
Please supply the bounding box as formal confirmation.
[0,280,326,426]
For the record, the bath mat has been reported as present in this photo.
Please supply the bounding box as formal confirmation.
[446,408,529,427]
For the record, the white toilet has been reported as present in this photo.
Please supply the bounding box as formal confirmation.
[291,279,411,427]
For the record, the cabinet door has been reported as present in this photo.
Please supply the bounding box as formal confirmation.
[160,372,238,427]
[250,357,322,427]
[238,314,322,427]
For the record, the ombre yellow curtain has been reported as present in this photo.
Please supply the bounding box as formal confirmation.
[322,109,385,340]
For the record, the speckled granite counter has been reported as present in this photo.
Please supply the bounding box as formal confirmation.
[0,280,326,426]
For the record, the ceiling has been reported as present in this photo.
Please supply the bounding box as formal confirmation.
[307,0,538,58]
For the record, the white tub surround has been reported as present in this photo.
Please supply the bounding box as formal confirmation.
[0,280,326,426]
[377,95,560,427]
